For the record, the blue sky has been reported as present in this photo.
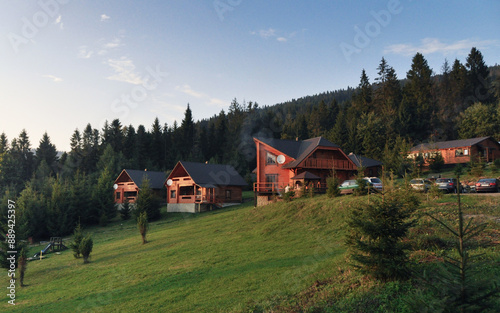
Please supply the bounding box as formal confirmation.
[1,0,499,151]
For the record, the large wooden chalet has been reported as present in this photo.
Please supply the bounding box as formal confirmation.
[408,136,500,166]
[165,161,247,213]
[254,137,362,205]
[114,169,167,204]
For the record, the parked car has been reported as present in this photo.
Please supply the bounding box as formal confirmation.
[364,177,383,191]
[475,178,500,193]
[435,178,462,193]
[410,178,433,192]
[339,179,375,195]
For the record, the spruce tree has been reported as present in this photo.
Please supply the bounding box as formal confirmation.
[347,186,419,281]
[70,222,83,258]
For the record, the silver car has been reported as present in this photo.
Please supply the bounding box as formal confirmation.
[364,177,383,191]
[410,178,432,192]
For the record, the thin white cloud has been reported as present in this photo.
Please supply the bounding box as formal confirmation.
[103,38,122,49]
[77,46,94,59]
[251,28,291,43]
[55,15,63,30]
[101,14,110,22]
[43,75,63,83]
[384,38,498,56]
[176,84,205,98]
[175,84,226,108]
[106,57,144,85]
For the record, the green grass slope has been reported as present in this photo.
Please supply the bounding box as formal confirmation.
[2,196,362,313]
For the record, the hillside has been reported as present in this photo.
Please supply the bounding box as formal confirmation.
[2,192,499,312]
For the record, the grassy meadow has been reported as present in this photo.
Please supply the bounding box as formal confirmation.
[1,191,499,312]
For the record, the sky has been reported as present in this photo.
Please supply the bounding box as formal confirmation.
[1,0,499,152]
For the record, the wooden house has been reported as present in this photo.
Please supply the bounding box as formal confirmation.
[347,153,383,177]
[114,169,167,204]
[165,161,247,213]
[253,137,360,205]
[408,136,500,166]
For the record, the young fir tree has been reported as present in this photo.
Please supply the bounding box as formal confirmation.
[120,197,131,220]
[80,234,93,264]
[326,169,341,198]
[421,169,500,312]
[70,222,83,258]
[137,211,148,244]
[135,177,160,221]
[18,247,28,287]
[346,186,419,281]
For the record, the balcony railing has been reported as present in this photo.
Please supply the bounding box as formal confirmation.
[302,158,355,170]
[254,182,327,194]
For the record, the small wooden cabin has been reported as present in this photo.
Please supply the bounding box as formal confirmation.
[409,136,500,166]
[165,161,247,213]
[114,169,167,204]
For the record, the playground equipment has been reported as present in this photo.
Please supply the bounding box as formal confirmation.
[33,237,68,259]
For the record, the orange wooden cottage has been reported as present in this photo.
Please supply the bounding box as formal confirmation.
[253,136,358,205]
[408,136,500,166]
[165,161,248,213]
[114,169,167,204]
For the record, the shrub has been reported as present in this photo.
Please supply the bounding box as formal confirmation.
[282,190,295,202]
[80,234,93,264]
[428,153,445,173]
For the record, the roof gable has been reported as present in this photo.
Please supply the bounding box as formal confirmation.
[410,136,498,151]
[255,136,342,168]
[168,161,247,187]
[116,169,167,189]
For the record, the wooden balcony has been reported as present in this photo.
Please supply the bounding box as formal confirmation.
[302,158,355,170]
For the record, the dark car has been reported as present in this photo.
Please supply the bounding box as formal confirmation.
[475,178,500,193]
[435,178,461,193]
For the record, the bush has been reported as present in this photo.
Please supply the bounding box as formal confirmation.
[80,234,93,264]
[353,177,368,196]
[282,190,295,202]
[428,153,445,173]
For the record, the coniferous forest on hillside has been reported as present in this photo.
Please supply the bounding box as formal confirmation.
[0,47,499,238]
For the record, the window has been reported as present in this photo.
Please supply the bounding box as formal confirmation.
[225,189,231,200]
[266,152,277,165]
[116,192,121,200]
[464,149,469,156]
[170,190,176,198]
[455,149,464,157]
[266,174,278,183]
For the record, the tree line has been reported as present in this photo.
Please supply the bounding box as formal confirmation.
[0,47,499,240]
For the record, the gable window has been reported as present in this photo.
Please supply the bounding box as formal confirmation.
[266,152,277,165]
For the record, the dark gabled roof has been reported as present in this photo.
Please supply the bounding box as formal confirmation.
[122,169,167,189]
[255,137,341,168]
[291,171,321,180]
[173,161,247,187]
[348,154,383,168]
[410,136,497,152]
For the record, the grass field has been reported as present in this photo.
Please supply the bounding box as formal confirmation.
[1,191,499,312]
